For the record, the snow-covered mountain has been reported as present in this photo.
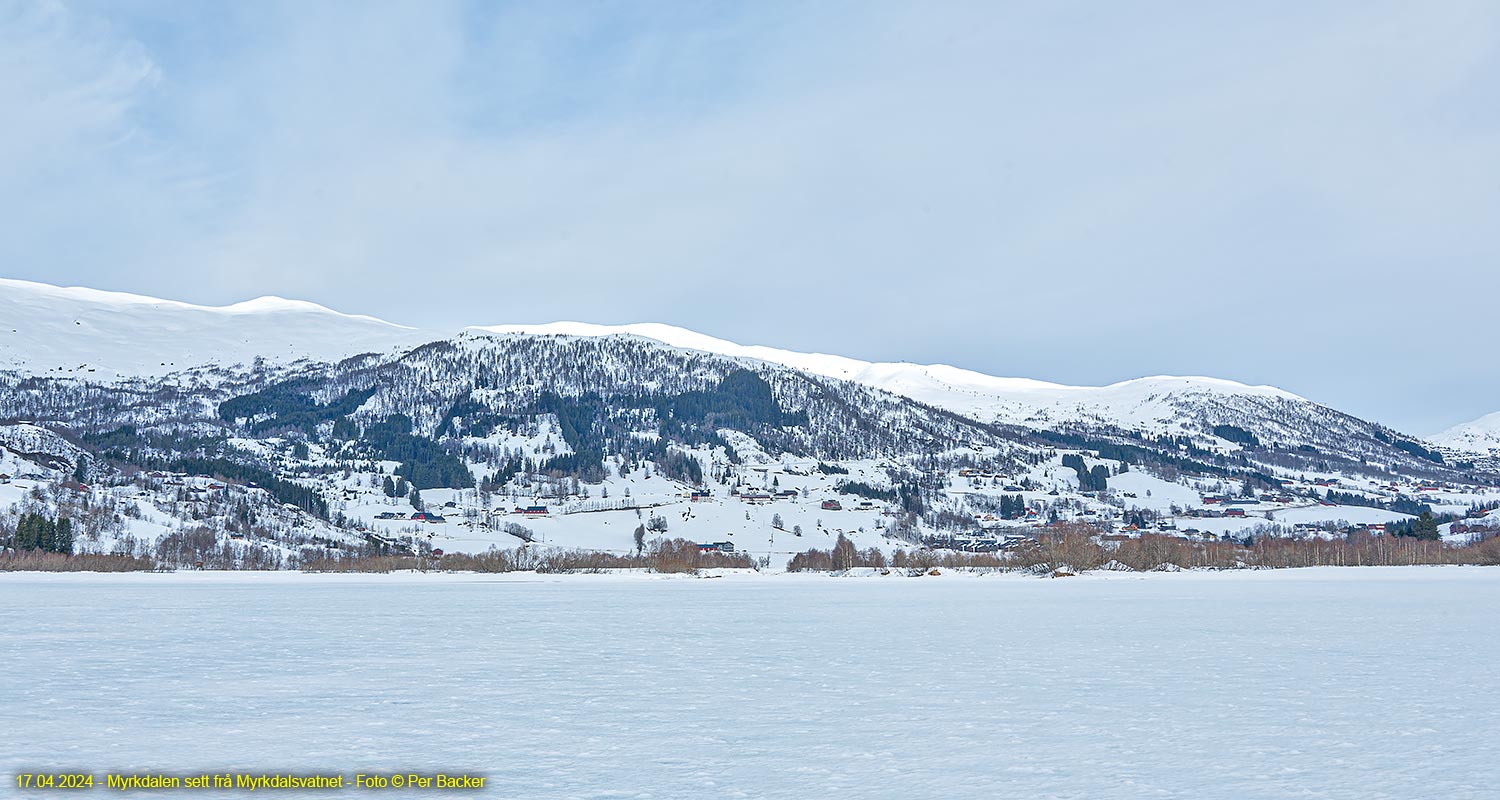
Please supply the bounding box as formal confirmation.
[0,278,1467,478]
[1430,412,1500,456]
[3,278,1496,570]
[4,279,1326,440]
[471,324,1428,468]
[0,278,424,379]
[476,322,1308,438]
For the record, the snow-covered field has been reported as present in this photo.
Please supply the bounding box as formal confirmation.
[4,568,1498,799]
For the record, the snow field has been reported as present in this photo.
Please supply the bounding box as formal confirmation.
[4,568,1498,799]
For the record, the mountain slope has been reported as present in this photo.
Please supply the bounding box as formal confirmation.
[0,279,1467,481]
[473,323,1349,445]
[256,331,1023,465]
[0,278,425,378]
[2,280,1495,569]
[1430,412,1500,456]
[2,279,1327,444]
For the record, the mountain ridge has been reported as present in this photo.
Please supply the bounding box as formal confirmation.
[1430,412,1500,456]
[0,277,424,378]
[2,277,1494,571]
[1,276,1485,482]
[3,277,1337,439]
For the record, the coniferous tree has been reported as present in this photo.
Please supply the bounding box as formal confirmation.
[36,515,55,552]
[1413,511,1440,541]
[11,513,71,554]
[54,517,73,554]
[14,514,39,550]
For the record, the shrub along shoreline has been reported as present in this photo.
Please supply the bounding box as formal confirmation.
[787,528,1500,574]
[0,537,754,574]
[4,530,1498,575]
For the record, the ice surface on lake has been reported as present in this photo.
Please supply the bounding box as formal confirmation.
[4,568,1499,799]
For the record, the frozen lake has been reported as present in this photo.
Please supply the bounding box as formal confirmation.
[4,568,1498,799]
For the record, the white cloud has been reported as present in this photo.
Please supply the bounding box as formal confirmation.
[0,1,158,163]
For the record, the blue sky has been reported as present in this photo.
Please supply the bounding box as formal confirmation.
[3,0,1498,435]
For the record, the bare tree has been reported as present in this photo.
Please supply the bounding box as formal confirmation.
[832,534,856,571]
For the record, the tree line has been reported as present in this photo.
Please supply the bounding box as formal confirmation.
[7,512,73,554]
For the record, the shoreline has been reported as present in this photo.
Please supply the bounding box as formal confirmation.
[2,563,1497,584]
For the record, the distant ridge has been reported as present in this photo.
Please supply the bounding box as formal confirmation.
[1430,412,1500,456]
[0,277,423,378]
[474,321,1305,434]
[0,277,1374,444]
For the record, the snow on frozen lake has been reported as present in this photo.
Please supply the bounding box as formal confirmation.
[4,568,1499,799]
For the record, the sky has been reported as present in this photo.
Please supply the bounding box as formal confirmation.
[2,0,1498,436]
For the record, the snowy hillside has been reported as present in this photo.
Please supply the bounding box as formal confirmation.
[0,278,1479,487]
[0,279,1427,455]
[476,323,1304,431]
[469,324,1459,481]
[473,323,1361,446]
[0,278,425,378]
[1430,412,1500,456]
[2,277,1497,571]
[0,279,1342,444]
[0,423,84,477]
